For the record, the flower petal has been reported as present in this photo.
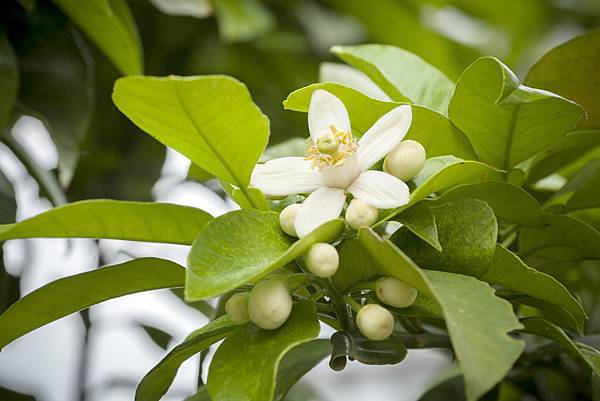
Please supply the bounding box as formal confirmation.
[295,187,346,238]
[348,170,409,209]
[321,154,361,189]
[308,89,351,142]
[251,157,323,196]
[357,105,412,171]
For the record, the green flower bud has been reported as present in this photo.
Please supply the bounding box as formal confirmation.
[248,279,293,330]
[345,199,379,230]
[225,292,250,324]
[279,204,302,237]
[305,243,339,278]
[375,277,418,308]
[356,304,395,341]
[316,132,339,155]
[383,140,426,181]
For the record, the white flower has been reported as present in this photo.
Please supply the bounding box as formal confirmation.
[251,90,412,237]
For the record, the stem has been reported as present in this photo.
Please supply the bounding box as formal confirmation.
[346,282,376,294]
[398,334,451,349]
[318,278,351,330]
[2,135,67,206]
[342,295,362,313]
[397,315,426,334]
[77,309,91,401]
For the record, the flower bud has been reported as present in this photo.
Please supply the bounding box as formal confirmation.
[345,199,379,229]
[305,243,339,278]
[356,304,395,341]
[375,277,418,308]
[279,204,302,237]
[225,292,250,324]
[248,279,293,330]
[383,140,426,181]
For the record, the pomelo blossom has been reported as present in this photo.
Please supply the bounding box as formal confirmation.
[251,89,412,237]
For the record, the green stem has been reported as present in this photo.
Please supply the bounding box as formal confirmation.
[318,278,351,330]
[347,282,377,294]
[342,295,362,313]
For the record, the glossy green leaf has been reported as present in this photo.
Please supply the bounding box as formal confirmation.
[207,301,320,401]
[332,44,455,115]
[483,245,586,333]
[392,199,497,278]
[357,228,523,401]
[136,316,236,401]
[329,330,407,368]
[52,0,142,75]
[149,0,212,18]
[567,175,600,211]
[18,28,93,186]
[142,325,172,350]
[274,339,331,401]
[394,202,441,251]
[521,317,600,376]
[212,0,275,43]
[284,83,474,159]
[525,29,600,129]
[0,199,212,245]
[186,209,344,300]
[187,163,213,182]
[526,130,600,183]
[449,57,583,170]
[112,75,269,191]
[520,214,600,260]
[434,181,543,227]
[0,257,184,350]
[0,34,18,130]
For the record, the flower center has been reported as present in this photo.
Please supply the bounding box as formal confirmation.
[305,125,358,170]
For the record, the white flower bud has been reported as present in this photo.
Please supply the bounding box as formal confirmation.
[375,277,418,308]
[345,199,379,229]
[356,304,395,341]
[383,140,426,181]
[279,204,302,237]
[225,292,250,324]
[305,243,339,278]
[248,279,293,330]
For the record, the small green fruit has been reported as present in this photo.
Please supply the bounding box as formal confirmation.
[383,140,426,181]
[305,243,339,278]
[345,199,379,230]
[279,203,302,237]
[225,292,250,324]
[248,279,293,330]
[356,304,395,341]
[376,277,418,308]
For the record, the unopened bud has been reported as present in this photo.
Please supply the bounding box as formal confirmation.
[383,140,426,181]
[225,292,250,324]
[356,304,395,341]
[279,204,302,237]
[305,243,339,278]
[345,199,379,229]
[376,277,418,308]
[248,279,293,330]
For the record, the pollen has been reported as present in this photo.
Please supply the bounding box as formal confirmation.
[305,126,358,170]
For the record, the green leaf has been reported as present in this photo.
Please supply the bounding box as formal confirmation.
[526,130,600,183]
[567,175,600,211]
[433,181,543,227]
[392,199,498,278]
[187,163,213,182]
[149,0,212,18]
[0,34,18,130]
[274,339,330,401]
[112,75,269,191]
[0,387,35,401]
[135,316,236,401]
[329,330,407,367]
[0,171,16,224]
[18,28,93,187]
[142,325,172,350]
[383,157,503,221]
[186,209,344,300]
[357,228,523,401]
[394,202,441,251]
[331,44,455,115]
[521,317,600,376]
[0,199,212,245]
[212,0,275,43]
[449,57,583,170]
[525,29,600,129]
[284,83,474,160]
[482,245,586,333]
[0,257,184,350]
[207,301,320,401]
[519,214,600,260]
[52,0,143,75]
